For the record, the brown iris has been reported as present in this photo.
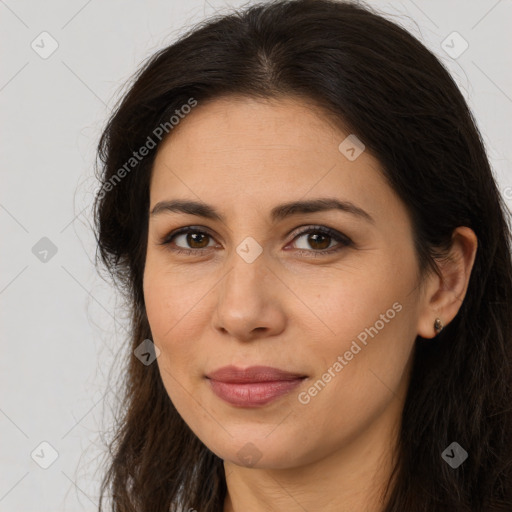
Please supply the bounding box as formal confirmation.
[186,232,210,249]
[306,232,331,250]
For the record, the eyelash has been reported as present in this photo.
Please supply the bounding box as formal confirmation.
[159,225,353,258]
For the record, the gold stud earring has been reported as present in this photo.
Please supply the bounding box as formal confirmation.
[434,317,444,334]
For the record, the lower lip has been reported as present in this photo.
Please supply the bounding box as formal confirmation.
[207,378,305,407]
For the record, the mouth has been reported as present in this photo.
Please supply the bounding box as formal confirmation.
[205,365,307,407]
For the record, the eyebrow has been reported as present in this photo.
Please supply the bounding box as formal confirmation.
[150,197,374,224]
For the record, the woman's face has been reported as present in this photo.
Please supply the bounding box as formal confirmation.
[144,95,427,469]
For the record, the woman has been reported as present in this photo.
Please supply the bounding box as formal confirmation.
[93,0,512,510]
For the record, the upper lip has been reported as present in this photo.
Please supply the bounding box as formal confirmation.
[206,365,306,383]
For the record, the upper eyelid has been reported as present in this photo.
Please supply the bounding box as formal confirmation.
[163,224,351,248]
[166,224,337,239]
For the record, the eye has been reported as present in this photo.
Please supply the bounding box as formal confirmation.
[159,225,353,257]
[287,225,353,257]
[160,226,218,255]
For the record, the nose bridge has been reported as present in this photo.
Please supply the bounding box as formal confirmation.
[221,238,267,303]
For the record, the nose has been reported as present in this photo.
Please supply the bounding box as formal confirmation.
[212,250,287,342]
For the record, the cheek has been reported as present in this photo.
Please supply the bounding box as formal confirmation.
[142,259,219,392]
[309,263,405,346]
[304,254,418,398]
[143,258,206,340]
[298,297,414,455]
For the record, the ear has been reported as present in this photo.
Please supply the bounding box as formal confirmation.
[417,226,478,339]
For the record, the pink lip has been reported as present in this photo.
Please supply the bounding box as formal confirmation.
[206,365,306,407]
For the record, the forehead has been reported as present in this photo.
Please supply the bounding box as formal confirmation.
[149,95,401,225]
[156,95,345,157]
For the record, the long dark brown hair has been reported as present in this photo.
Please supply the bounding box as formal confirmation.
[93,1,512,510]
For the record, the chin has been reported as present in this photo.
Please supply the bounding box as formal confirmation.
[200,429,314,470]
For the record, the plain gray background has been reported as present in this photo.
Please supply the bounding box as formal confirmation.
[1,0,511,510]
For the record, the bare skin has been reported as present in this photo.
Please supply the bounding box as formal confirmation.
[143,95,478,512]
